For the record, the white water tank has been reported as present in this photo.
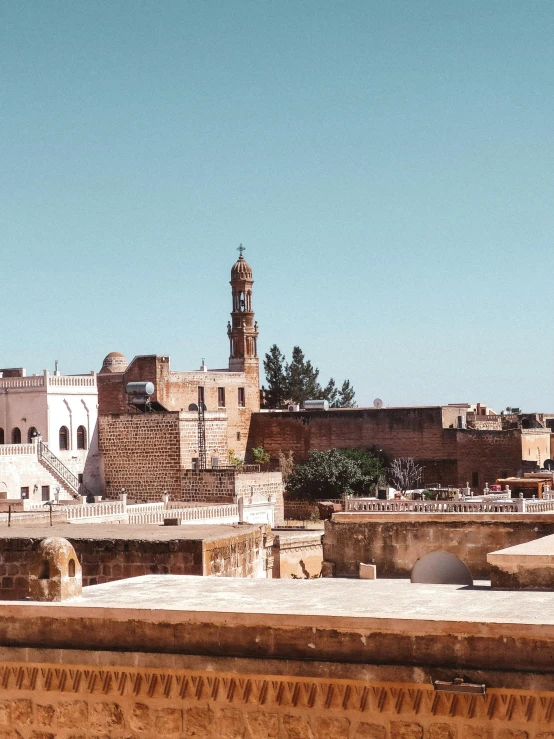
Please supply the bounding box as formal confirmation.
[303,399,329,411]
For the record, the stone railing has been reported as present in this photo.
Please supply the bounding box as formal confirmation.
[0,377,45,389]
[0,444,35,456]
[523,500,554,513]
[344,498,523,513]
[128,504,238,526]
[65,501,126,521]
[216,465,262,474]
[0,494,277,527]
[47,375,96,387]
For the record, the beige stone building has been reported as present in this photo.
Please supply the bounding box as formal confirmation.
[0,571,552,737]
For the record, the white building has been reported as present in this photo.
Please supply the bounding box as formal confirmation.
[0,368,100,502]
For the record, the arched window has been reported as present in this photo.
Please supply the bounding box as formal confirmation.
[0,428,4,445]
[77,425,87,450]
[27,427,38,443]
[59,426,69,451]
[11,428,21,444]
[68,559,76,578]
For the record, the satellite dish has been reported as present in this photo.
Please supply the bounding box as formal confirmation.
[373,398,383,409]
[188,403,198,411]
[545,459,554,471]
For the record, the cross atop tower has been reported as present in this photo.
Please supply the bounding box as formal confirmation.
[237,244,246,257]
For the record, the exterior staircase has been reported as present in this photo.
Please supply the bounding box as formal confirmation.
[37,441,94,501]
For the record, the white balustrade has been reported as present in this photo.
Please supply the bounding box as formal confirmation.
[344,497,524,513]
[0,377,45,389]
[47,376,96,387]
[0,444,36,456]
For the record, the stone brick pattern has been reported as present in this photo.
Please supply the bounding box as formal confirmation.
[284,500,321,520]
[323,515,554,578]
[180,470,236,503]
[99,413,182,501]
[248,409,531,489]
[0,529,270,599]
[456,431,523,489]
[178,413,228,469]
[0,661,551,738]
[204,525,272,578]
[98,353,260,461]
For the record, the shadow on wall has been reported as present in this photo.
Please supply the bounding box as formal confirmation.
[410,551,473,586]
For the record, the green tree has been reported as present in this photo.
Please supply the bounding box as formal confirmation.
[285,448,384,501]
[337,379,356,408]
[262,344,288,408]
[252,446,270,465]
[286,346,322,405]
[262,345,356,409]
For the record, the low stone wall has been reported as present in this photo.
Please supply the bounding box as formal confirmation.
[272,531,323,579]
[180,469,236,503]
[0,573,552,738]
[236,471,284,524]
[324,513,554,578]
[0,525,271,599]
[487,534,554,590]
[284,500,319,520]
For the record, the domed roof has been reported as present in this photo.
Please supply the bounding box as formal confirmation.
[100,352,129,374]
[231,255,253,280]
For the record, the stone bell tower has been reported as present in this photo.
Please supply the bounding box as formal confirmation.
[228,246,259,373]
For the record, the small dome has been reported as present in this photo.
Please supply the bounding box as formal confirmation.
[100,352,129,374]
[231,255,253,280]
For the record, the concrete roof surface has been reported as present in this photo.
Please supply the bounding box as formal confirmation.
[489,533,554,556]
[12,575,554,626]
[0,523,260,541]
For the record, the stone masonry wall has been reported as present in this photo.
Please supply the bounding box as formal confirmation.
[248,407,455,462]
[235,471,285,524]
[178,412,228,468]
[0,656,550,738]
[204,525,272,578]
[99,413,182,500]
[248,409,533,490]
[455,430,524,490]
[0,528,270,599]
[180,470,236,503]
[324,514,554,578]
[98,354,260,461]
[248,408,460,487]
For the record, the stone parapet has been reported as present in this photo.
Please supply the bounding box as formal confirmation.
[325,514,554,578]
[0,577,552,735]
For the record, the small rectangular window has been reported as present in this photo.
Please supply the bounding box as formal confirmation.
[471,471,479,488]
[238,387,245,407]
[198,387,205,406]
[78,474,83,484]
[20,487,29,500]
[236,432,241,441]
[41,485,50,501]
[218,387,226,407]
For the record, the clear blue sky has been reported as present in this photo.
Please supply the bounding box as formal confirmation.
[1,1,553,411]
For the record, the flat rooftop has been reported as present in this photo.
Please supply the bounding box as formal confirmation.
[0,523,261,541]
[0,577,553,679]
[32,575,554,625]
